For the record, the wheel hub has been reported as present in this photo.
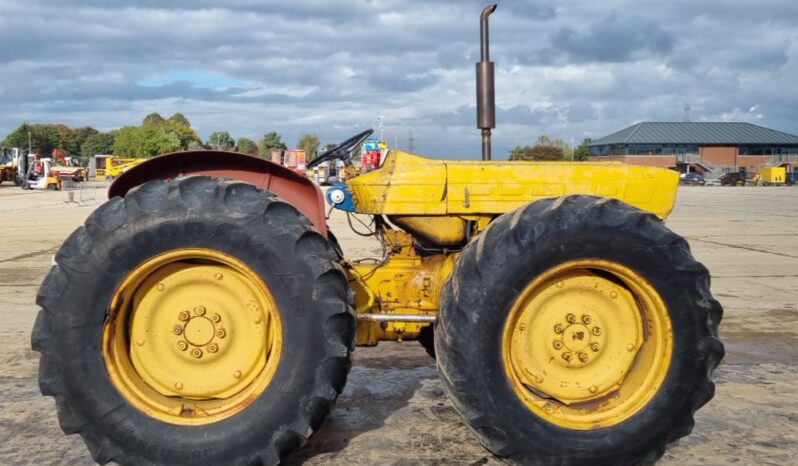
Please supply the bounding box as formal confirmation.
[553,313,606,367]
[182,314,216,347]
[128,262,271,400]
[509,270,643,404]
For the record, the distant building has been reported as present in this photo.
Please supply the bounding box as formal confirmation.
[589,122,798,173]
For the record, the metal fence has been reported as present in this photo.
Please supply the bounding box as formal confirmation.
[61,180,107,205]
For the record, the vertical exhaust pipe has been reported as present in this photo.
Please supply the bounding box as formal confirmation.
[477,4,497,161]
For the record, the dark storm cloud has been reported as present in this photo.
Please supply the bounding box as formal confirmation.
[1,0,797,157]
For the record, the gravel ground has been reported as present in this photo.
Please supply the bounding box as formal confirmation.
[0,182,796,466]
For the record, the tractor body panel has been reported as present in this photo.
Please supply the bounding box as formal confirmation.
[345,150,680,345]
[348,150,679,218]
[109,150,328,235]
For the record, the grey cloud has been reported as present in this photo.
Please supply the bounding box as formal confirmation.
[550,12,675,62]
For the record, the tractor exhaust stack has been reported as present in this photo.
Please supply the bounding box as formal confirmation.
[477,4,497,161]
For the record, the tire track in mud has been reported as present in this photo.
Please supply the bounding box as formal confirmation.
[688,237,798,259]
[0,247,57,264]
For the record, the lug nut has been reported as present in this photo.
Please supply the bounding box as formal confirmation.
[178,311,191,321]
[156,283,165,292]
[216,328,226,339]
[195,306,206,316]
[554,324,564,334]
[610,290,618,299]
[233,371,242,379]
[191,348,203,358]
[177,341,188,351]
[208,343,219,353]
[173,325,183,335]
[592,327,601,336]
[553,340,563,350]
[626,343,636,352]
[214,273,223,280]
[175,382,183,390]
[578,353,589,363]
[211,313,221,323]
[561,352,572,362]
[566,313,576,323]
[590,342,600,352]
[582,314,592,324]
[589,385,598,394]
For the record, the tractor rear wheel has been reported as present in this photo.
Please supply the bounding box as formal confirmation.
[32,176,354,466]
[435,195,723,466]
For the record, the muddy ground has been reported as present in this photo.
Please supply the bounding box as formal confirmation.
[0,183,796,466]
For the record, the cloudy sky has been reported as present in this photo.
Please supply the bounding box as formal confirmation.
[1,0,797,158]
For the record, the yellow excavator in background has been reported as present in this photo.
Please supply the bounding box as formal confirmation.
[105,157,145,180]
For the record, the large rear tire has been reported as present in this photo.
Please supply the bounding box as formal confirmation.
[435,195,723,466]
[32,176,354,466]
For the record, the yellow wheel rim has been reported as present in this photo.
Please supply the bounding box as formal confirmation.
[103,248,282,426]
[503,259,672,430]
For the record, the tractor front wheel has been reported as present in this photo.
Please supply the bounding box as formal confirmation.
[435,195,723,466]
[32,176,354,465]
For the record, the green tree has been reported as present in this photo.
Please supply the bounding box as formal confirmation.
[573,138,592,161]
[535,134,571,159]
[168,113,191,128]
[112,125,181,157]
[187,140,205,150]
[166,120,201,150]
[258,131,287,157]
[142,112,166,126]
[114,114,201,156]
[81,132,115,156]
[208,131,235,150]
[509,145,535,161]
[509,144,564,161]
[2,123,60,155]
[297,133,321,162]
[236,137,258,155]
[52,124,72,150]
[67,126,100,156]
[535,134,554,145]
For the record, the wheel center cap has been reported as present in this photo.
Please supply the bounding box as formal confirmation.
[563,323,591,352]
[184,317,214,346]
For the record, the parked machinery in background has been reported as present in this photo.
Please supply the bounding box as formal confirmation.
[0,147,20,184]
[270,149,307,176]
[23,156,61,190]
[49,148,88,182]
[757,166,786,186]
[105,157,146,180]
[360,138,384,173]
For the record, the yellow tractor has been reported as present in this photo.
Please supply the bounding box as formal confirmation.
[32,6,722,466]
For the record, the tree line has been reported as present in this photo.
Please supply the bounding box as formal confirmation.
[1,113,322,162]
[509,135,593,161]
[3,116,589,163]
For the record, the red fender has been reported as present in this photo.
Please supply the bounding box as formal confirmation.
[108,151,327,236]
